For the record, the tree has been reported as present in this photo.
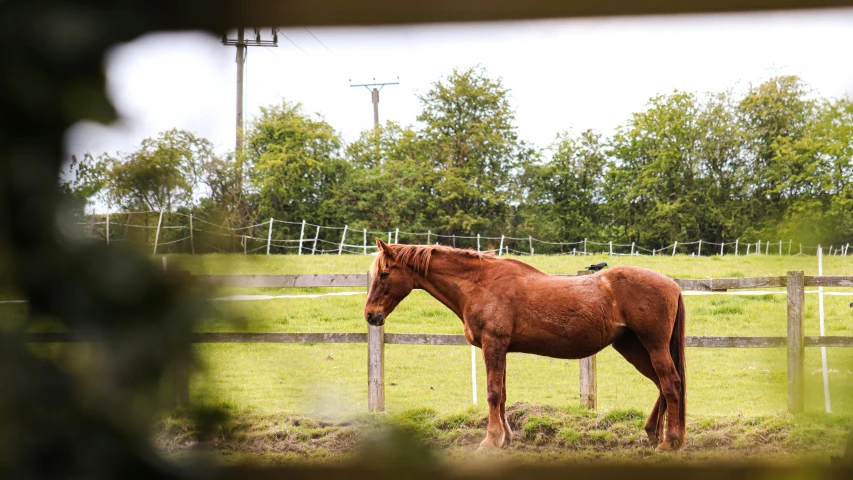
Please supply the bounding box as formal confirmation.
[107,129,215,212]
[607,91,703,246]
[520,130,607,243]
[246,101,348,225]
[339,122,431,231]
[416,66,523,234]
[738,76,817,231]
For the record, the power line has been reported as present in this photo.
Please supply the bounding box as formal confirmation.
[304,27,338,57]
[281,32,316,60]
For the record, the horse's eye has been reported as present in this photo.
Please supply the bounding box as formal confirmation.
[379,272,389,279]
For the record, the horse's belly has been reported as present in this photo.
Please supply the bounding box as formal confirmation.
[507,331,612,359]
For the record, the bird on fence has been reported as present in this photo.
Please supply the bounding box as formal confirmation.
[588,262,607,272]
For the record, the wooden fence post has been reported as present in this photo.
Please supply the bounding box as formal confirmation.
[427,230,431,244]
[583,238,587,255]
[779,240,782,256]
[787,270,804,413]
[173,352,190,409]
[577,269,596,410]
[164,258,190,408]
[368,324,385,412]
[608,241,613,256]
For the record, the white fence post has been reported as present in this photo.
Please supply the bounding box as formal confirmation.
[583,238,587,255]
[631,242,635,256]
[766,241,770,255]
[529,236,534,256]
[779,240,782,256]
[757,240,761,255]
[735,239,739,256]
[698,240,702,256]
[387,231,391,244]
[499,235,505,256]
[394,228,399,244]
[427,230,431,244]
[311,225,320,255]
[720,241,725,256]
[608,241,613,256]
[339,225,348,255]
[471,345,478,405]
[477,234,481,252]
[298,220,306,255]
[672,241,677,256]
[817,246,832,413]
[363,228,368,254]
[189,214,195,255]
[152,209,164,255]
[266,218,274,255]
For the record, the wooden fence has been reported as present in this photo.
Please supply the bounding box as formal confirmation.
[17,271,853,413]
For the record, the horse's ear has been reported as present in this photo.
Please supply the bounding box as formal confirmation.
[375,238,392,255]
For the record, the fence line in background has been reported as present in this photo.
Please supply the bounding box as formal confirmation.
[77,211,845,256]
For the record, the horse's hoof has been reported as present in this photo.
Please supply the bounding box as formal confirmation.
[646,433,659,446]
[656,438,683,452]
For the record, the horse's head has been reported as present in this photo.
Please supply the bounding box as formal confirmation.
[364,238,416,326]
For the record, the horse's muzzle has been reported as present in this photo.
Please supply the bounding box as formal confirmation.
[365,311,385,326]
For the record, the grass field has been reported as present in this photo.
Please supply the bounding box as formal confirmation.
[4,252,853,462]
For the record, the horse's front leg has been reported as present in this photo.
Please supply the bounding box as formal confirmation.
[479,336,509,450]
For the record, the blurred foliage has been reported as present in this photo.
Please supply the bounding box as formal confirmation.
[0,1,226,479]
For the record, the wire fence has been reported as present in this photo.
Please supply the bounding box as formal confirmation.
[76,211,850,257]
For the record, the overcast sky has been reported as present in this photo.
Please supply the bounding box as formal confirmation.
[64,8,853,160]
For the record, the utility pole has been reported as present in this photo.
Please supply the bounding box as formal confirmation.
[350,78,399,128]
[222,28,278,191]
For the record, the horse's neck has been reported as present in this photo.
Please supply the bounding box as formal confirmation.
[415,252,478,320]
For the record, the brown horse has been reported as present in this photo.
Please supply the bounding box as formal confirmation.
[364,239,686,451]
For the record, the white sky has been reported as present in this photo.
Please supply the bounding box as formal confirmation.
[65,8,853,159]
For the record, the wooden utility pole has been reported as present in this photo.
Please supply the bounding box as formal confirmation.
[222,28,278,190]
[350,78,399,128]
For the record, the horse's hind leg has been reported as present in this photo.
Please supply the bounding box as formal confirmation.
[501,367,512,446]
[612,330,663,446]
[644,346,684,451]
[479,335,509,450]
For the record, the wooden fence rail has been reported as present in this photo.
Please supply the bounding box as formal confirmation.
[12,272,853,412]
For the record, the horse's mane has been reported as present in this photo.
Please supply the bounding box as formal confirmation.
[370,244,494,278]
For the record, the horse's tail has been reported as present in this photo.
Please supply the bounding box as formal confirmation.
[670,293,687,437]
